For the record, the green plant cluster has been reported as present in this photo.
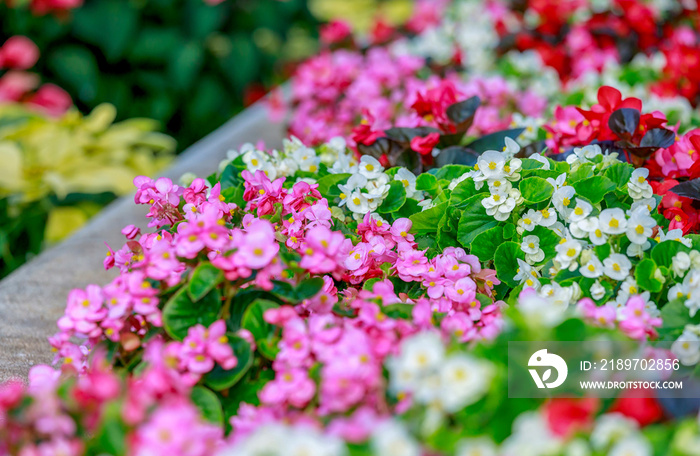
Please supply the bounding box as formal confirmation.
[1,0,318,150]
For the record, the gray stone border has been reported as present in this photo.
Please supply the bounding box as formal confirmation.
[0,100,285,382]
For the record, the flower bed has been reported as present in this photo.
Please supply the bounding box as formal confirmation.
[3,1,700,455]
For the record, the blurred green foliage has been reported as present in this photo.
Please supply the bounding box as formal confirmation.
[1,0,318,150]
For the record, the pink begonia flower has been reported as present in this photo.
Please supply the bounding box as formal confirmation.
[444,277,477,305]
[121,224,141,240]
[131,400,223,456]
[57,285,106,336]
[320,19,352,45]
[299,226,351,275]
[389,218,414,243]
[30,0,83,15]
[27,83,72,116]
[0,70,39,101]
[618,296,662,340]
[235,218,279,269]
[441,312,476,342]
[259,367,316,408]
[327,407,383,443]
[0,36,40,70]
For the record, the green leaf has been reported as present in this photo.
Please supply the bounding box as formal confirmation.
[433,165,471,181]
[169,41,205,90]
[503,223,516,239]
[221,185,245,208]
[88,402,127,456]
[241,299,280,360]
[465,128,524,153]
[295,277,325,300]
[378,181,407,214]
[519,177,554,204]
[449,178,480,208]
[635,259,665,293]
[163,288,222,341]
[603,162,634,188]
[188,263,223,302]
[204,335,253,391]
[659,299,700,341]
[47,46,99,103]
[130,27,182,64]
[573,176,616,204]
[316,173,351,199]
[651,240,691,269]
[382,303,414,320]
[470,225,504,262]
[72,0,138,61]
[494,242,525,288]
[191,386,224,425]
[410,202,448,234]
[530,225,561,263]
[457,194,498,247]
[568,163,595,183]
[416,173,438,192]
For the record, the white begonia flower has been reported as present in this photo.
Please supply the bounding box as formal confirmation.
[590,413,638,450]
[394,332,445,376]
[514,258,541,289]
[656,228,693,248]
[588,222,609,246]
[599,208,627,235]
[690,250,700,269]
[546,173,567,191]
[365,173,390,199]
[371,420,421,456]
[476,150,507,181]
[580,254,604,278]
[227,423,347,456]
[242,148,269,172]
[394,168,419,199]
[488,178,512,195]
[521,235,545,264]
[528,153,551,170]
[672,251,692,277]
[538,207,558,227]
[502,136,521,158]
[282,135,306,154]
[591,280,606,300]
[566,144,603,165]
[629,197,657,215]
[683,270,700,317]
[418,198,435,211]
[568,198,593,223]
[626,240,651,258]
[518,209,543,232]
[668,283,688,302]
[482,192,517,221]
[456,437,498,456]
[552,186,576,218]
[291,146,320,173]
[571,215,598,238]
[357,155,384,179]
[608,436,652,456]
[671,326,700,366]
[603,253,632,281]
[628,168,653,200]
[626,209,656,244]
[504,158,522,181]
[345,191,370,214]
[438,355,492,412]
[555,239,582,270]
[448,171,477,191]
[518,290,568,327]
